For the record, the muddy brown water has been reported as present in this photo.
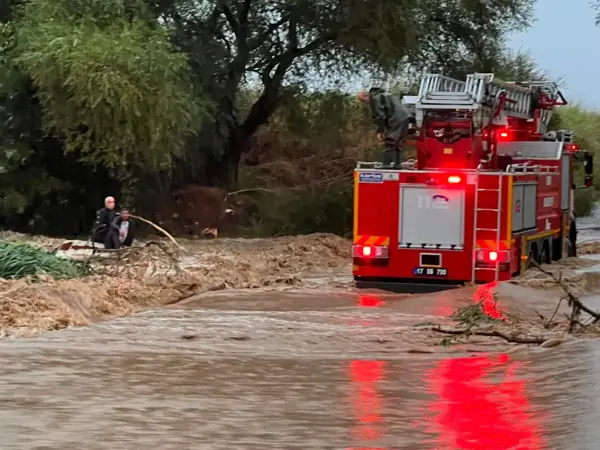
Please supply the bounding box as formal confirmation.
[3,208,600,449]
[1,283,600,450]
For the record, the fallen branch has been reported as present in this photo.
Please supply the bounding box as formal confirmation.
[545,294,565,328]
[530,261,600,329]
[431,325,545,344]
[129,215,181,249]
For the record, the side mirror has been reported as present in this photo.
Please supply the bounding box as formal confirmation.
[584,151,594,187]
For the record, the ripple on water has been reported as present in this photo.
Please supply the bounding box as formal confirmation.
[1,289,600,448]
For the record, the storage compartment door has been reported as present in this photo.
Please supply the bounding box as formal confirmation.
[399,186,465,249]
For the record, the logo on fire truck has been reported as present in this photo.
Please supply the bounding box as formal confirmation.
[358,172,383,183]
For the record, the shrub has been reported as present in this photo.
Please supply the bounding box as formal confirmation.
[248,182,353,237]
[0,241,86,280]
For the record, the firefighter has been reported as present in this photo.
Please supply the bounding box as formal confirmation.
[357,87,412,167]
[569,183,577,257]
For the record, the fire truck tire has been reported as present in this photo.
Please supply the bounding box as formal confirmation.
[551,236,562,261]
[527,242,540,267]
[540,239,551,264]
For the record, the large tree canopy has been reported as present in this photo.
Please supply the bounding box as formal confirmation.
[0,0,542,233]
[9,0,207,170]
[153,0,535,186]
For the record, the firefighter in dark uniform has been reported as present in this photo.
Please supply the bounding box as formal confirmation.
[357,87,413,167]
[569,183,577,257]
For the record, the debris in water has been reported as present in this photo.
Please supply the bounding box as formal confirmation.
[181,335,199,340]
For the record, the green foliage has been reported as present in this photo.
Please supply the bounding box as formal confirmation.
[0,240,86,280]
[11,0,208,170]
[248,183,353,237]
[551,105,600,191]
[574,188,596,217]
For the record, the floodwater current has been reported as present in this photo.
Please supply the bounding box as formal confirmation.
[2,288,600,449]
[2,208,600,449]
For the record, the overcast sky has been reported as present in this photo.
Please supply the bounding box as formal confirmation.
[509,0,600,109]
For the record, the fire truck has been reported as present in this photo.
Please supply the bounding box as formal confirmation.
[353,73,594,292]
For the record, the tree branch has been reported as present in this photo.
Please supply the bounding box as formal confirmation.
[431,325,545,344]
[247,15,290,50]
[219,1,242,41]
[239,0,252,25]
[241,31,337,140]
[530,262,600,326]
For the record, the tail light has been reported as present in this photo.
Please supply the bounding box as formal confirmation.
[353,245,389,259]
[447,175,461,184]
[476,249,509,263]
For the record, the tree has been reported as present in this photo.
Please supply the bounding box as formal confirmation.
[156,0,535,187]
[9,0,208,172]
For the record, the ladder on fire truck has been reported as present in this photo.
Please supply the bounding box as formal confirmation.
[415,73,565,129]
[472,172,503,282]
[471,162,561,282]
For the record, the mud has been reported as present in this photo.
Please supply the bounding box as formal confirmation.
[0,233,350,338]
[4,227,600,347]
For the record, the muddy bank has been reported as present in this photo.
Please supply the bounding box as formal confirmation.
[0,233,350,338]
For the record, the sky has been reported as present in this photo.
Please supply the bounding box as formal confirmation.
[509,0,600,109]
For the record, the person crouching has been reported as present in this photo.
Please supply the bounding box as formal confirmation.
[106,208,135,249]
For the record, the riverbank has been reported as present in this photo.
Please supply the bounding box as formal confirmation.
[0,232,350,338]
[2,232,600,347]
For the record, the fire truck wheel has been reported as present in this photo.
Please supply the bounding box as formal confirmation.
[527,243,540,267]
[540,240,551,264]
[551,237,562,261]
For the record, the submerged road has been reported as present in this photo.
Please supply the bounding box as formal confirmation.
[1,287,600,449]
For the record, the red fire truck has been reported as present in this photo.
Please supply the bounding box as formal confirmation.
[353,73,594,292]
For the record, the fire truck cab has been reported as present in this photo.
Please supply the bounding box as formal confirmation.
[353,73,594,292]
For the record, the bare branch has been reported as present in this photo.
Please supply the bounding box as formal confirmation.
[431,325,546,344]
[239,0,252,25]
[219,1,242,41]
[247,15,290,50]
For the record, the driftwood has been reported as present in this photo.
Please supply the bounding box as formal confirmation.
[431,325,546,344]
[529,261,600,331]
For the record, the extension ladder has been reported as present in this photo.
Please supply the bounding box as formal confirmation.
[417,73,561,122]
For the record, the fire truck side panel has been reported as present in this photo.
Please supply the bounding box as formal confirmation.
[353,171,400,246]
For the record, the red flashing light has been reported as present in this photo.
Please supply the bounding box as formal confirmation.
[499,132,508,138]
[567,143,579,151]
[362,246,372,257]
[489,251,498,262]
[448,176,461,184]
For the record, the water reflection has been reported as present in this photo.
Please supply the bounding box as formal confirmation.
[347,360,386,450]
[358,295,385,308]
[424,353,545,449]
[475,281,503,319]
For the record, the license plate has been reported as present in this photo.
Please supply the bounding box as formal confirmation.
[413,267,448,277]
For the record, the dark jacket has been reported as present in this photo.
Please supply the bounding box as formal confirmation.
[369,88,411,136]
[92,207,116,240]
[111,215,135,247]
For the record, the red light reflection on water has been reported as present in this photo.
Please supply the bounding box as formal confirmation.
[476,281,503,319]
[433,282,503,318]
[358,295,385,308]
[344,295,385,327]
[424,353,545,449]
[347,360,386,450]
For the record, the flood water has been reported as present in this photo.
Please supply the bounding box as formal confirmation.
[1,285,600,450]
[2,206,600,449]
